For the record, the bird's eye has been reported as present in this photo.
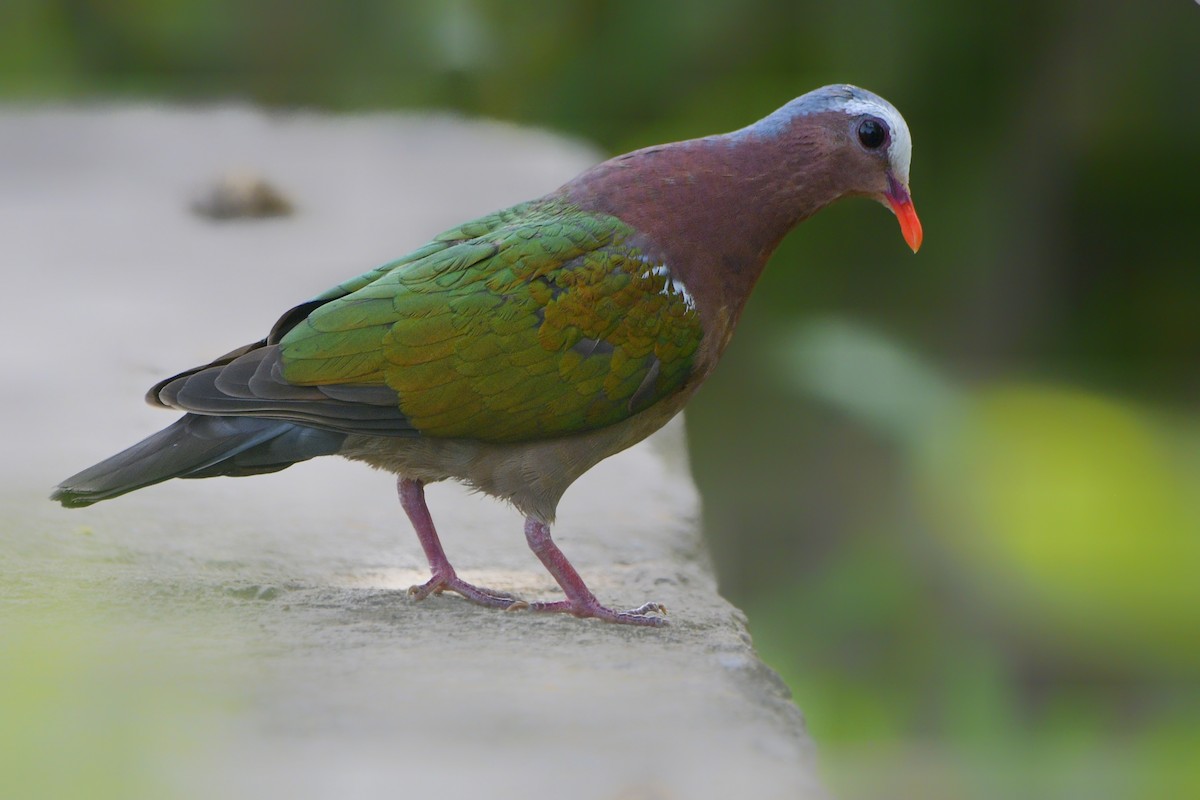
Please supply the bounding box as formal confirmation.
[857,118,887,150]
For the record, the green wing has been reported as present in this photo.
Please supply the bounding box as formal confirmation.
[277,199,702,443]
[306,202,541,302]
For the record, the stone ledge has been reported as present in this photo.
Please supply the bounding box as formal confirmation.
[0,106,825,799]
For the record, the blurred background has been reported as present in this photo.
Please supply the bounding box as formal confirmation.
[3,1,1197,797]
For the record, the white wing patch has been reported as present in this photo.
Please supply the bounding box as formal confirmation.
[641,260,696,311]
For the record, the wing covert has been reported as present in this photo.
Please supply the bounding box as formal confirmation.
[278,200,702,443]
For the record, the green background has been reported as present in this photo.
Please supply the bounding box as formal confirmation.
[4,1,1198,797]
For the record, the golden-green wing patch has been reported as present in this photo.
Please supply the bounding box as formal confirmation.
[279,200,702,443]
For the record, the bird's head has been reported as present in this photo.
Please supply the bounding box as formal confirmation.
[740,84,923,253]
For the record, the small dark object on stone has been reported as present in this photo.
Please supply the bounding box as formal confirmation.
[192,171,294,220]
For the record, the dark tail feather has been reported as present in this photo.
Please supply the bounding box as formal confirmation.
[51,414,346,508]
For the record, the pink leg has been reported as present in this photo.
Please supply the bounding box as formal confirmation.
[523,517,668,626]
[398,477,527,610]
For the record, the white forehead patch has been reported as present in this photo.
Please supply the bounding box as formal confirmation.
[839,94,913,185]
[734,84,914,185]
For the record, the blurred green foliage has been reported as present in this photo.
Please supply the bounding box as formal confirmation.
[0,603,224,800]
[775,320,1200,797]
[4,1,1199,798]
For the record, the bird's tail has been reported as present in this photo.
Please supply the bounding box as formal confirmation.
[51,414,346,508]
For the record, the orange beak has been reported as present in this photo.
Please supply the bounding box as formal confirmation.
[884,175,923,253]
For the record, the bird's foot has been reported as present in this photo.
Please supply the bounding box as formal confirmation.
[528,598,669,627]
[408,573,529,611]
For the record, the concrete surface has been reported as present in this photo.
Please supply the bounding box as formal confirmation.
[0,106,824,799]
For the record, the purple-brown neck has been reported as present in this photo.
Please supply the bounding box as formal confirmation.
[561,112,858,361]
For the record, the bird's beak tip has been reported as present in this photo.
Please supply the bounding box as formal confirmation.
[884,178,923,254]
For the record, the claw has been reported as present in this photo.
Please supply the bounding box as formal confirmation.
[627,602,669,617]
[407,581,435,601]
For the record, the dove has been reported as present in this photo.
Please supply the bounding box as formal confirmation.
[54,84,922,625]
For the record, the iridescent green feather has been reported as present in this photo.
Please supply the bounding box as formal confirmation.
[279,199,702,443]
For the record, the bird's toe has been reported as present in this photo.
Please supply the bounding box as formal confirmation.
[409,573,526,610]
[527,598,669,626]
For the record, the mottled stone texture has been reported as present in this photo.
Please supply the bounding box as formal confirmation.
[0,107,825,799]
